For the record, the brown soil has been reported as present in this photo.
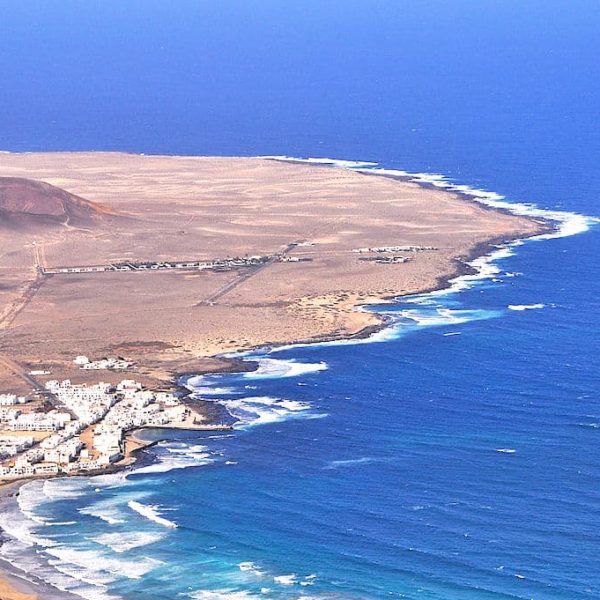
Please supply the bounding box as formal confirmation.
[0,177,116,229]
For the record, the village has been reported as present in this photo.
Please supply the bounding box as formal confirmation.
[352,244,439,253]
[0,241,423,484]
[0,355,213,481]
[42,252,311,276]
[351,245,438,264]
[40,244,434,278]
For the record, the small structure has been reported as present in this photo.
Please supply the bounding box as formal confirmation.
[0,394,25,406]
[76,356,133,371]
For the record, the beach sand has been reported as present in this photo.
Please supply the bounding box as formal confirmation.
[0,574,37,600]
[0,481,81,600]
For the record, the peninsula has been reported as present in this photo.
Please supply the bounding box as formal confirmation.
[0,152,548,485]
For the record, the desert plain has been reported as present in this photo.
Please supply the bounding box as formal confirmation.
[0,152,547,395]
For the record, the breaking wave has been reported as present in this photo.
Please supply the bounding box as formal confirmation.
[508,303,545,311]
[324,457,380,469]
[396,307,500,327]
[217,396,323,428]
[187,593,259,600]
[127,500,178,528]
[262,155,377,168]
[241,357,328,379]
[128,441,215,475]
[186,358,328,428]
[79,499,127,526]
[187,357,327,389]
[92,530,165,553]
[46,545,162,581]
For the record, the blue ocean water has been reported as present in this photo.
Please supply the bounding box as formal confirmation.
[1,2,600,599]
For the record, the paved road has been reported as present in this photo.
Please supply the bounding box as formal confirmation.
[0,354,75,416]
[0,355,45,392]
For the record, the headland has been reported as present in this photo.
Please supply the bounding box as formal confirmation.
[0,152,551,598]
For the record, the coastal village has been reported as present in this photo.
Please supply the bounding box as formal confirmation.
[0,150,552,600]
[42,253,311,275]
[0,242,435,485]
[0,355,211,481]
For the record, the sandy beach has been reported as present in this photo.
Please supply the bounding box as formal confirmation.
[0,480,82,600]
[0,424,190,600]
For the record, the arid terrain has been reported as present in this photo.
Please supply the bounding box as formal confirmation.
[0,152,547,395]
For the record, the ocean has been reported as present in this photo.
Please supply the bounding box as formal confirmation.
[1,1,599,599]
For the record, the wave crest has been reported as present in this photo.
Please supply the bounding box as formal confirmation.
[127,500,178,529]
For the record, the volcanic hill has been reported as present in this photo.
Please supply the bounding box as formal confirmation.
[0,177,113,227]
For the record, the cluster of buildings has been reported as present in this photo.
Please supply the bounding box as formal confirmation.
[352,245,438,253]
[43,255,272,276]
[0,435,34,459]
[0,393,29,406]
[90,380,186,467]
[41,433,84,467]
[46,379,114,424]
[279,256,313,263]
[0,407,71,432]
[351,245,441,266]
[0,377,190,479]
[358,255,411,264]
[73,355,133,370]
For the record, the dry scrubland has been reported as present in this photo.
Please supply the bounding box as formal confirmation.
[0,152,545,393]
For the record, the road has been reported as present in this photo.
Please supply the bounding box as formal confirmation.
[0,355,45,392]
[196,242,299,306]
[0,241,49,332]
[0,271,48,331]
[0,354,74,415]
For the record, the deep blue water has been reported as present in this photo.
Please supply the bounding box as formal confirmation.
[1,2,599,599]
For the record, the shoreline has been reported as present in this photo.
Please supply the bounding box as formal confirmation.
[0,216,552,600]
[0,157,564,600]
[0,230,555,600]
[0,480,81,600]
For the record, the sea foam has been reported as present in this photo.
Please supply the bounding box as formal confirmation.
[507,303,545,311]
[187,591,261,600]
[324,457,380,469]
[127,500,178,528]
[79,501,127,526]
[129,441,215,475]
[92,530,165,553]
[241,357,328,379]
[261,155,377,168]
[187,358,327,393]
[0,483,56,548]
[219,395,321,428]
[47,545,162,581]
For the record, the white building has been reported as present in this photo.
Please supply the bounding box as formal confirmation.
[0,394,19,406]
[10,412,69,432]
[34,463,60,475]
